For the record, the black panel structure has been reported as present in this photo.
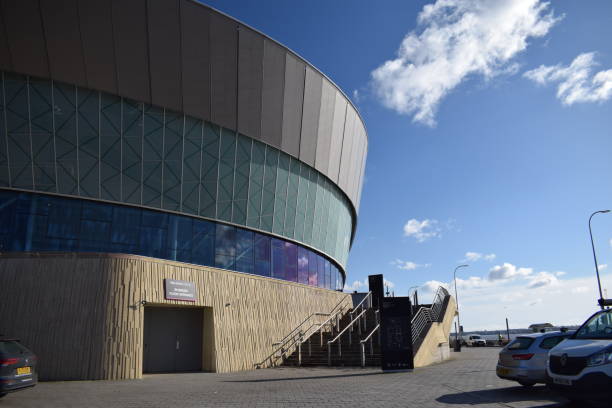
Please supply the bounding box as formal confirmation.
[1,0,49,78]
[260,40,285,148]
[380,297,414,371]
[210,12,237,131]
[180,0,210,120]
[78,0,118,94]
[147,0,182,112]
[111,0,150,103]
[238,26,263,139]
[368,274,384,311]
[0,13,11,71]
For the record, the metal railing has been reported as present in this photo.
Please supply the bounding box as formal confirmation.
[350,291,372,320]
[360,309,380,367]
[327,308,368,366]
[411,286,450,348]
[255,295,350,368]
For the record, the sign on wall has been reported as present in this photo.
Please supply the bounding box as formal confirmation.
[164,279,197,302]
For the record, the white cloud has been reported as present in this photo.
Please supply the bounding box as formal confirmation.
[422,280,449,293]
[371,0,560,126]
[384,279,396,290]
[571,286,589,294]
[524,52,612,105]
[609,239,612,248]
[344,279,368,292]
[403,218,440,242]
[599,264,608,271]
[488,263,533,281]
[392,259,431,270]
[527,271,559,288]
[555,271,567,277]
[464,252,496,262]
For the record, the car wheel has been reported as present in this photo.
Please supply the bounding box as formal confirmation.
[518,380,535,387]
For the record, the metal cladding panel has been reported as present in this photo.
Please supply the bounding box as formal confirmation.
[39,0,86,87]
[356,140,368,213]
[1,0,49,78]
[299,67,321,167]
[78,0,118,94]
[111,0,151,103]
[210,12,237,131]
[237,26,263,139]
[260,39,284,148]
[338,106,356,192]
[180,0,210,120]
[315,79,335,174]
[348,123,365,205]
[0,13,11,71]
[328,91,347,183]
[147,0,182,112]
[281,53,305,158]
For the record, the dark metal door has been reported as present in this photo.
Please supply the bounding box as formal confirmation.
[143,307,203,373]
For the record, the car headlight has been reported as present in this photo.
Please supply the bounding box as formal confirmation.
[587,349,612,367]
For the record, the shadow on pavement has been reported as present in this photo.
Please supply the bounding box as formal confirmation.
[436,384,574,408]
[222,370,398,383]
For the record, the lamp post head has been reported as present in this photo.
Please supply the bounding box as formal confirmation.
[601,210,611,213]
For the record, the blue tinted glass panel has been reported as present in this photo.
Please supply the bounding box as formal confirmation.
[284,242,297,282]
[215,223,235,269]
[235,229,253,274]
[308,251,317,287]
[254,233,271,277]
[297,246,309,285]
[192,219,214,266]
[271,238,285,280]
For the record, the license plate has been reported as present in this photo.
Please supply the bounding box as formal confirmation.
[553,377,572,386]
[497,367,510,376]
[16,366,31,376]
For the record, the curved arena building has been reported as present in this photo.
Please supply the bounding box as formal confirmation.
[0,0,367,379]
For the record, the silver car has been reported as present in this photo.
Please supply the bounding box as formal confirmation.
[496,331,573,386]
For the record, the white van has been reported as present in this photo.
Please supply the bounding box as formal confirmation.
[547,308,612,402]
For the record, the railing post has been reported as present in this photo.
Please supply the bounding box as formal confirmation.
[308,337,312,357]
[361,342,365,367]
[339,340,342,359]
[370,337,373,355]
[327,342,331,366]
[298,341,302,367]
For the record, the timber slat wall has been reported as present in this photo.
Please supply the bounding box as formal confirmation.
[0,253,350,380]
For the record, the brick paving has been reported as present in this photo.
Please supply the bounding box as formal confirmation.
[1,348,574,408]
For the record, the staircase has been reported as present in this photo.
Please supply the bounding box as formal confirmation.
[256,286,452,370]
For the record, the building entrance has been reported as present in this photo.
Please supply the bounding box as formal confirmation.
[143,307,203,373]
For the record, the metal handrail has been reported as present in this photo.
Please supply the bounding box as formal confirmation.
[360,323,380,367]
[350,291,372,319]
[327,308,367,366]
[255,294,350,368]
[411,286,450,345]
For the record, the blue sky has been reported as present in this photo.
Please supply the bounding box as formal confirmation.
[205,0,612,330]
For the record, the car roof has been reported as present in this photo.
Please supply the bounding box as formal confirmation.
[516,330,574,339]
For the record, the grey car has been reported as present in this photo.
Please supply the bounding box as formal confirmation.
[496,331,573,386]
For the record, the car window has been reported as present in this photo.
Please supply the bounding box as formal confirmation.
[575,310,612,340]
[0,340,28,354]
[539,336,566,350]
[507,337,534,350]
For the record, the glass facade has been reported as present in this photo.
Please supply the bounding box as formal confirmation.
[0,190,344,290]
[0,72,353,267]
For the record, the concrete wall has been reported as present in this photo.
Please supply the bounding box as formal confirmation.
[413,297,457,368]
[0,253,350,380]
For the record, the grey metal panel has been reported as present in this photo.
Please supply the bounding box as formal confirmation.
[0,7,12,71]
[315,79,335,174]
[299,67,321,167]
[147,0,182,112]
[355,138,368,213]
[281,53,304,158]
[39,0,86,86]
[1,0,49,78]
[338,106,356,192]
[347,123,364,205]
[327,91,346,183]
[210,11,237,131]
[260,40,284,148]
[180,0,210,120]
[78,0,118,94]
[111,0,150,104]
[237,26,263,139]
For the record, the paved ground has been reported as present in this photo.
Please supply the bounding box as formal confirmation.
[1,348,578,408]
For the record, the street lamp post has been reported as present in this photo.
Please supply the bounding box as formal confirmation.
[589,210,610,310]
[454,264,469,351]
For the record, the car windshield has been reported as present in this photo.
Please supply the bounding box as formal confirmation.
[574,310,612,340]
[472,336,481,339]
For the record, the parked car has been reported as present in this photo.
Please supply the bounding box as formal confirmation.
[547,308,612,403]
[0,338,37,398]
[465,335,487,347]
[496,330,573,386]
